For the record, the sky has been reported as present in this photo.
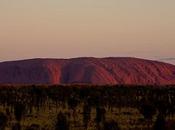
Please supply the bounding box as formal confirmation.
[0,0,175,64]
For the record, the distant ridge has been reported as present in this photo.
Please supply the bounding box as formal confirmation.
[0,57,175,85]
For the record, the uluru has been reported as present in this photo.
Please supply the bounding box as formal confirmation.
[0,57,175,85]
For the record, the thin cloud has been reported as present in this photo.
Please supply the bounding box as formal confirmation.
[159,58,175,61]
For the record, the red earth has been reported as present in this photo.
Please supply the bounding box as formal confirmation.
[0,57,175,85]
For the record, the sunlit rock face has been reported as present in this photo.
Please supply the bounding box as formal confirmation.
[0,57,175,85]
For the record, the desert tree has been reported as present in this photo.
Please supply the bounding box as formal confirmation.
[103,120,120,130]
[153,114,166,130]
[55,112,69,130]
[83,101,91,130]
[14,102,25,122]
[0,112,7,130]
[12,123,21,130]
[95,106,106,130]
[138,98,156,120]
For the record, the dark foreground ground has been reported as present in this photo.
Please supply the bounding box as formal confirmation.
[0,85,175,130]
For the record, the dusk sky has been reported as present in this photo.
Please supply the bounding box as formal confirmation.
[0,0,175,63]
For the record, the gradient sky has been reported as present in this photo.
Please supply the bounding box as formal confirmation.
[0,0,175,63]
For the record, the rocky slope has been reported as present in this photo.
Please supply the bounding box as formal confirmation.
[0,57,175,85]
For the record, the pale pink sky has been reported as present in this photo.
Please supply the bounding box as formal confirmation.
[0,0,175,63]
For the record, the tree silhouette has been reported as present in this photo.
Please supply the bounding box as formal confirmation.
[55,112,69,130]
[83,102,91,129]
[0,112,7,130]
[103,120,120,130]
[12,123,21,130]
[95,106,106,130]
[139,98,156,120]
[14,103,25,122]
[153,114,166,130]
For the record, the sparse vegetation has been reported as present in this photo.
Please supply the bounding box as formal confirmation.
[0,85,174,130]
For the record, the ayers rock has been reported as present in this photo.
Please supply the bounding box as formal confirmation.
[0,57,175,85]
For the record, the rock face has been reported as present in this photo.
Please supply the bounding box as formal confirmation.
[0,57,175,85]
